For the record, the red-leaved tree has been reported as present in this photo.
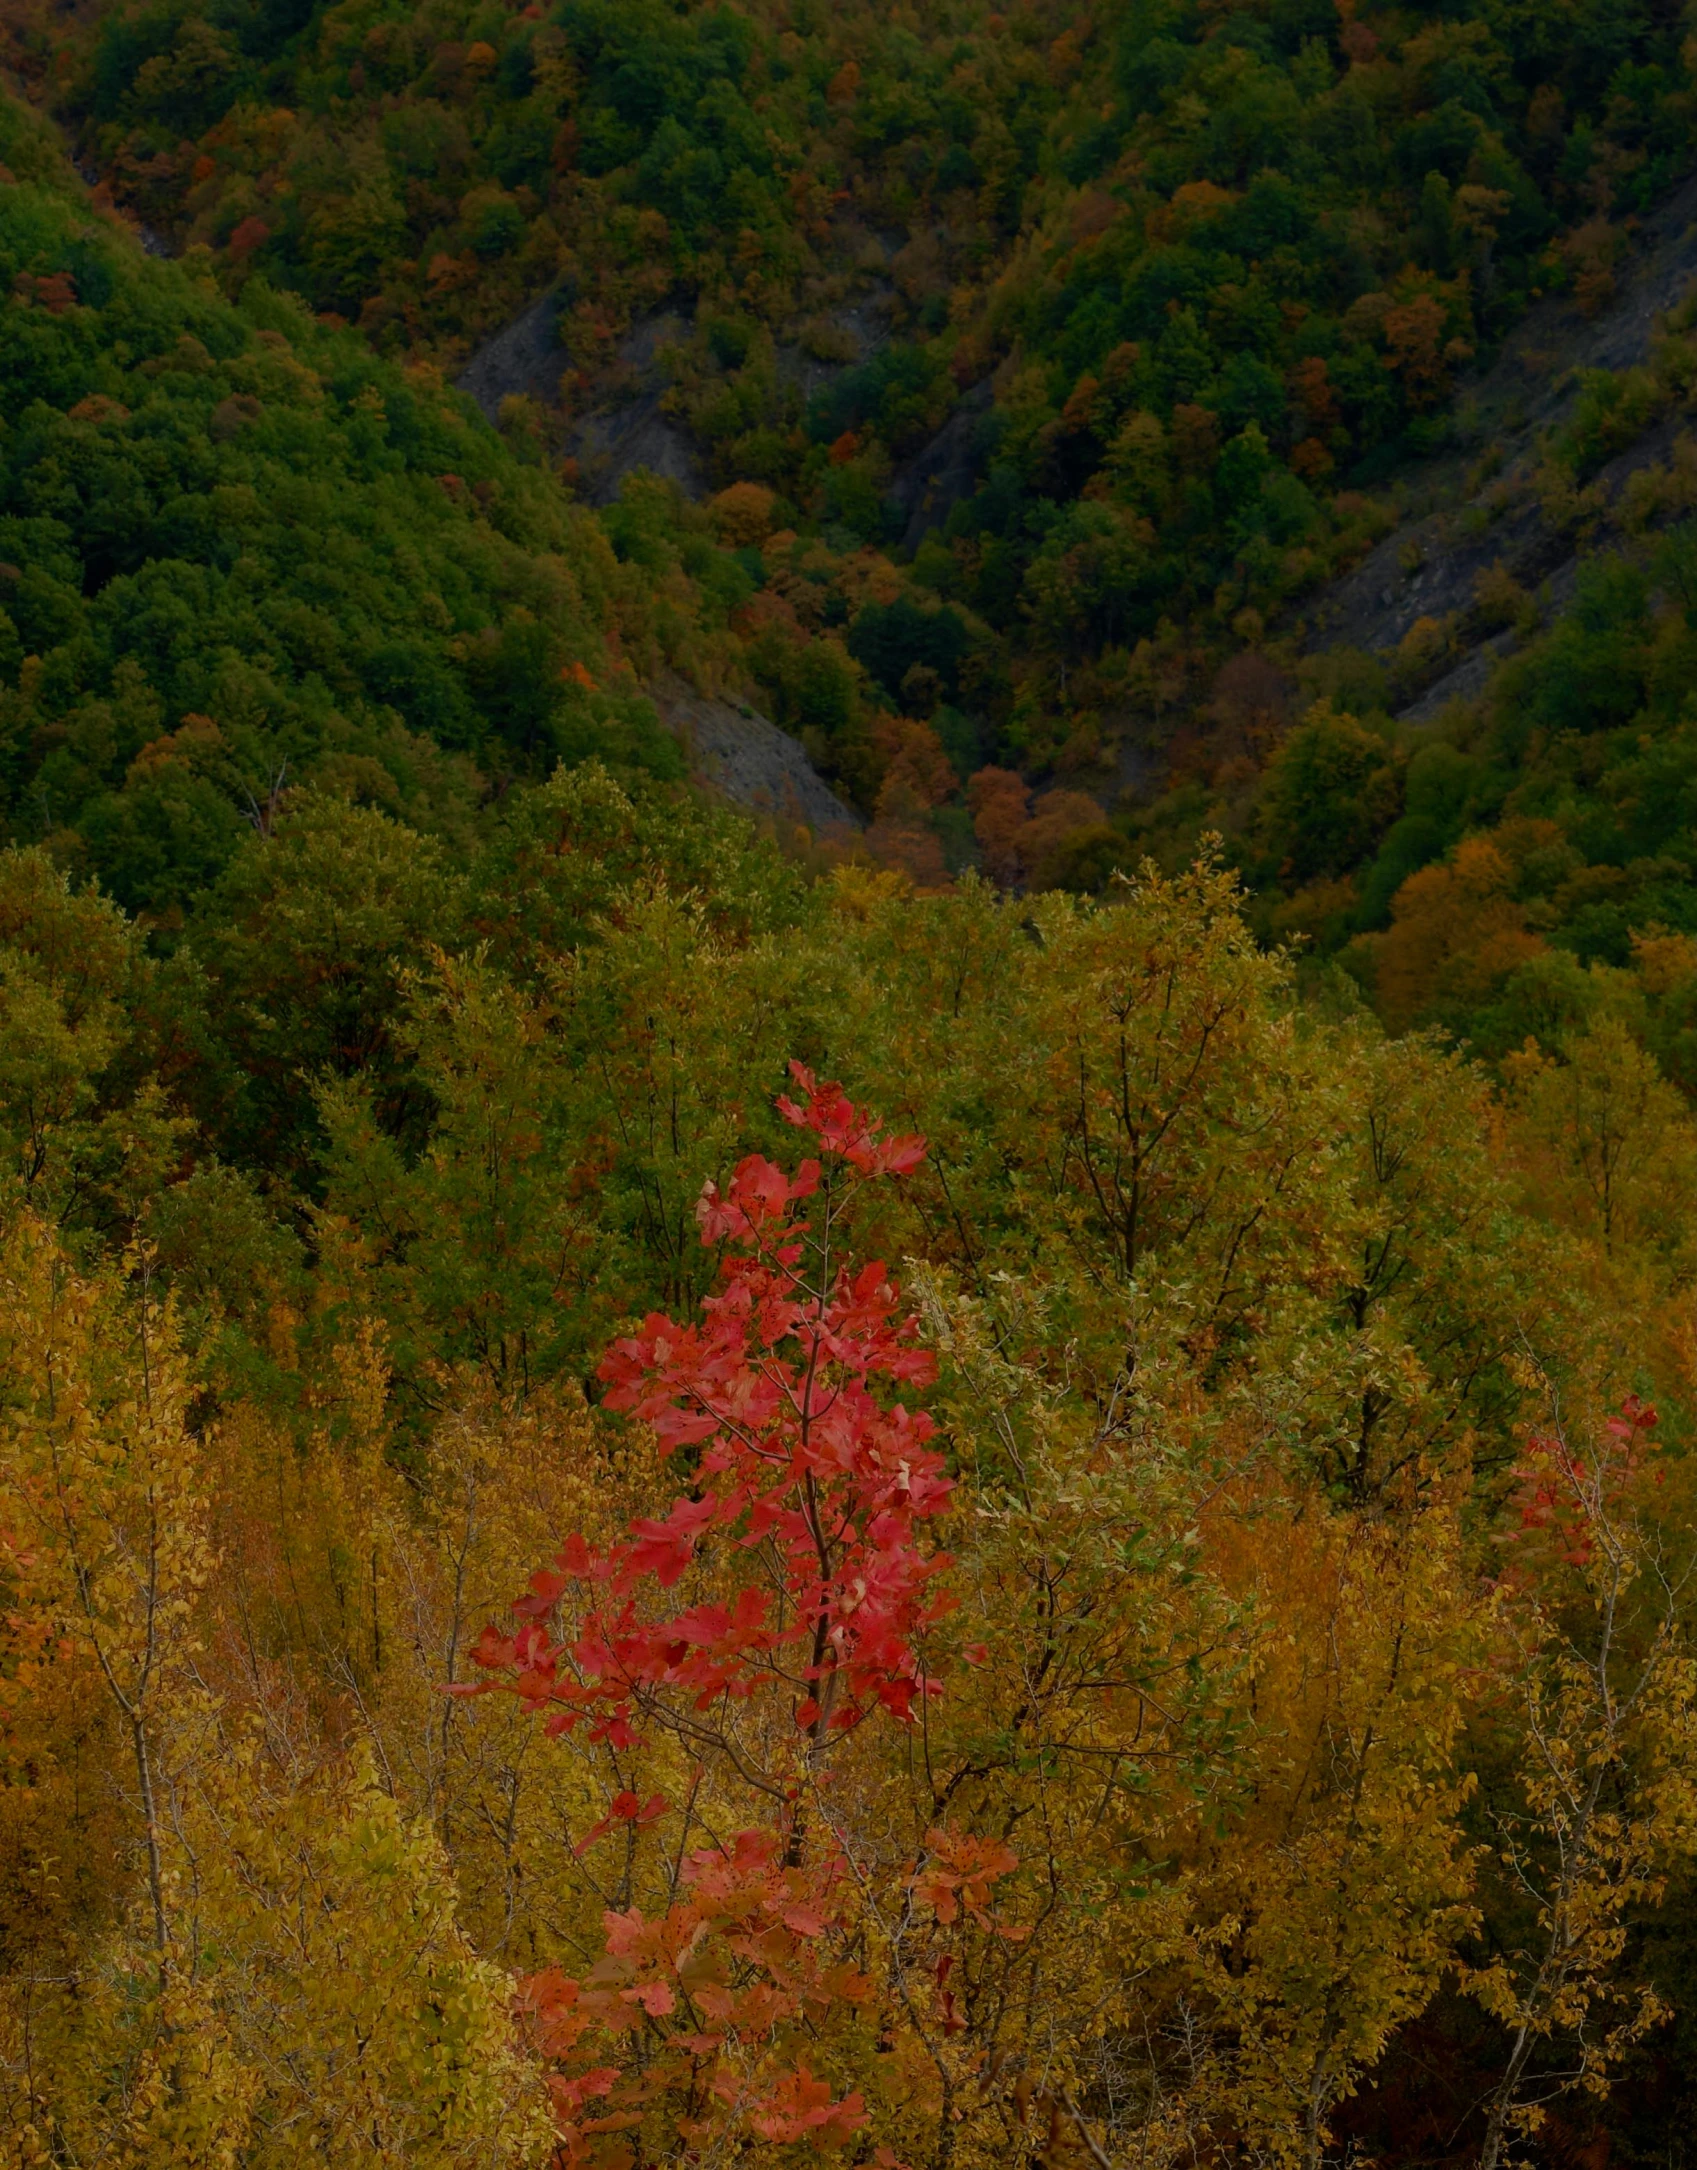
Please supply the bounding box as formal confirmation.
[454,1066,1017,2165]
[1475,1393,1697,2169]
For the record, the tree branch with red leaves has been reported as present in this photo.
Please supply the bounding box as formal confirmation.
[451,1066,1022,2169]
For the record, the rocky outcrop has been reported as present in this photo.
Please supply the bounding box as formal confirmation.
[454,283,904,509]
[1300,167,1697,716]
[454,295,705,500]
[565,311,705,505]
[893,380,994,552]
[454,286,566,418]
[649,675,862,834]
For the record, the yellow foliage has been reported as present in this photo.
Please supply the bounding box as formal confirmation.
[1371,835,1545,1031]
[709,481,780,547]
[3,851,1697,2165]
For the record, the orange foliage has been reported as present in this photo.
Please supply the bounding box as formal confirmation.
[1291,354,1341,431]
[708,481,779,547]
[873,718,956,814]
[864,816,950,888]
[1021,789,1110,887]
[1383,293,1450,407]
[1372,836,1545,1031]
[868,723,954,887]
[1563,218,1622,317]
[965,768,1107,890]
[1290,436,1335,479]
[967,765,1030,884]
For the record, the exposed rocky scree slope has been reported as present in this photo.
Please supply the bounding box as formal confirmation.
[648,674,862,835]
[1300,169,1697,720]
[456,270,928,827]
[458,173,1697,816]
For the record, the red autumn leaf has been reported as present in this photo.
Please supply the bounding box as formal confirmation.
[749,2065,867,2142]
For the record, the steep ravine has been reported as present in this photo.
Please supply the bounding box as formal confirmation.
[455,279,898,829]
[462,165,1697,806]
[1299,167,1697,719]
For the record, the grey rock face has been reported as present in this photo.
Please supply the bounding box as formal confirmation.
[892,380,994,553]
[455,296,705,501]
[454,288,567,418]
[649,675,863,835]
[1301,169,1697,718]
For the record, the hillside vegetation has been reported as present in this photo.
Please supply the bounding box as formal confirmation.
[4,7,1697,2166]
[0,6,1690,822]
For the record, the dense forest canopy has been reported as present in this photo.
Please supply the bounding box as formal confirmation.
[6,0,1697,2163]
[5,0,1697,993]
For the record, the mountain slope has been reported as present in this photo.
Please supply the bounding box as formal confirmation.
[0,92,795,908]
[28,0,1696,715]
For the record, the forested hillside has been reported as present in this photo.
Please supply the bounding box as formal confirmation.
[6,1,1697,2163]
[8,0,1697,974]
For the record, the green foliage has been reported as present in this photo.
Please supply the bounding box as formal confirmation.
[5,17,1697,2165]
[1,0,1679,846]
[1211,532,1697,1057]
[1258,702,1401,885]
[0,143,689,913]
